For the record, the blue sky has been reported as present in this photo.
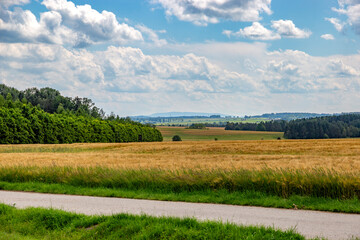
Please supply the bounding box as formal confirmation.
[0,0,359,116]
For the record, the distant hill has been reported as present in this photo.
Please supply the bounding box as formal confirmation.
[148,112,225,117]
[251,112,334,121]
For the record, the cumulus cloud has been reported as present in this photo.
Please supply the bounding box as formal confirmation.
[328,59,360,76]
[0,7,73,44]
[271,20,311,38]
[152,0,272,26]
[321,34,335,40]
[325,17,345,32]
[0,0,144,47]
[97,46,256,93]
[42,0,143,46]
[223,20,310,40]
[0,43,256,97]
[1,42,360,115]
[332,0,360,34]
[223,22,279,40]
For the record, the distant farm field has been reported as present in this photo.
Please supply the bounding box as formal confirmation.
[0,139,359,172]
[157,126,283,141]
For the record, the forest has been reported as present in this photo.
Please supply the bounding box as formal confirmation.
[0,85,162,144]
[226,114,360,139]
[225,120,287,132]
[284,114,360,139]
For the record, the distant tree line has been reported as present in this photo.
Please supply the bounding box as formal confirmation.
[186,123,208,129]
[0,85,162,144]
[249,112,333,121]
[225,120,287,132]
[284,114,360,139]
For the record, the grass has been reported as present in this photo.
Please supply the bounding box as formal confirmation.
[157,126,283,141]
[0,204,307,239]
[0,167,359,213]
[1,181,360,214]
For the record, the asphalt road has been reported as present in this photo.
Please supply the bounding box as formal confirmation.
[0,190,359,240]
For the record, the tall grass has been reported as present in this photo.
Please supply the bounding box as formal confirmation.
[0,166,359,199]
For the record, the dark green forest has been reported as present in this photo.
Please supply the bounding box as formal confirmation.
[0,85,162,144]
[226,114,360,139]
[284,114,360,139]
[225,120,287,132]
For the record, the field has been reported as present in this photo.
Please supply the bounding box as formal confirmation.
[0,138,360,214]
[157,126,283,141]
[0,139,359,171]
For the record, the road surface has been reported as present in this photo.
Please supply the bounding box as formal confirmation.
[0,190,359,239]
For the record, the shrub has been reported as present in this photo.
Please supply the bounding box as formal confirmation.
[172,135,182,141]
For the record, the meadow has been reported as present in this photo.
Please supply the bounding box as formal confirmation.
[0,139,360,213]
[157,126,283,141]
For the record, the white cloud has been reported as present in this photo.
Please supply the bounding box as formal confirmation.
[321,34,335,40]
[325,17,345,32]
[271,20,311,38]
[152,0,272,26]
[0,0,145,47]
[0,7,73,44]
[328,59,360,76]
[0,0,29,8]
[135,24,167,47]
[1,42,360,115]
[0,43,257,97]
[223,22,280,40]
[332,0,360,34]
[42,0,143,47]
[224,20,311,40]
[260,50,360,93]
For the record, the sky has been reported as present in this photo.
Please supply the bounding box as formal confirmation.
[0,0,359,116]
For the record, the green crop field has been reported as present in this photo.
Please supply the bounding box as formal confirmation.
[157,126,283,141]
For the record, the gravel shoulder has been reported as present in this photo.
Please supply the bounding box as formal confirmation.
[0,190,359,240]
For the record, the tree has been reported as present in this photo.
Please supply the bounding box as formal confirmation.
[172,135,182,141]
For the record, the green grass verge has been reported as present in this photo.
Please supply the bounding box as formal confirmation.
[1,181,360,214]
[0,204,307,240]
[0,166,359,214]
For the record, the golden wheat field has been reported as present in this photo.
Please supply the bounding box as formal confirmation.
[0,139,359,172]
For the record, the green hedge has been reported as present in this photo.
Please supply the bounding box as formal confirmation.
[0,104,162,144]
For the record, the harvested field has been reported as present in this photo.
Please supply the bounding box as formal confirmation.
[0,139,359,172]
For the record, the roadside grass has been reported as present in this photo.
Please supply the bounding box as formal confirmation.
[0,167,359,214]
[0,204,307,240]
[157,126,283,141]
[1,181,359,214]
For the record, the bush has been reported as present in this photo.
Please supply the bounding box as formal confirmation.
[172,135,182,141]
